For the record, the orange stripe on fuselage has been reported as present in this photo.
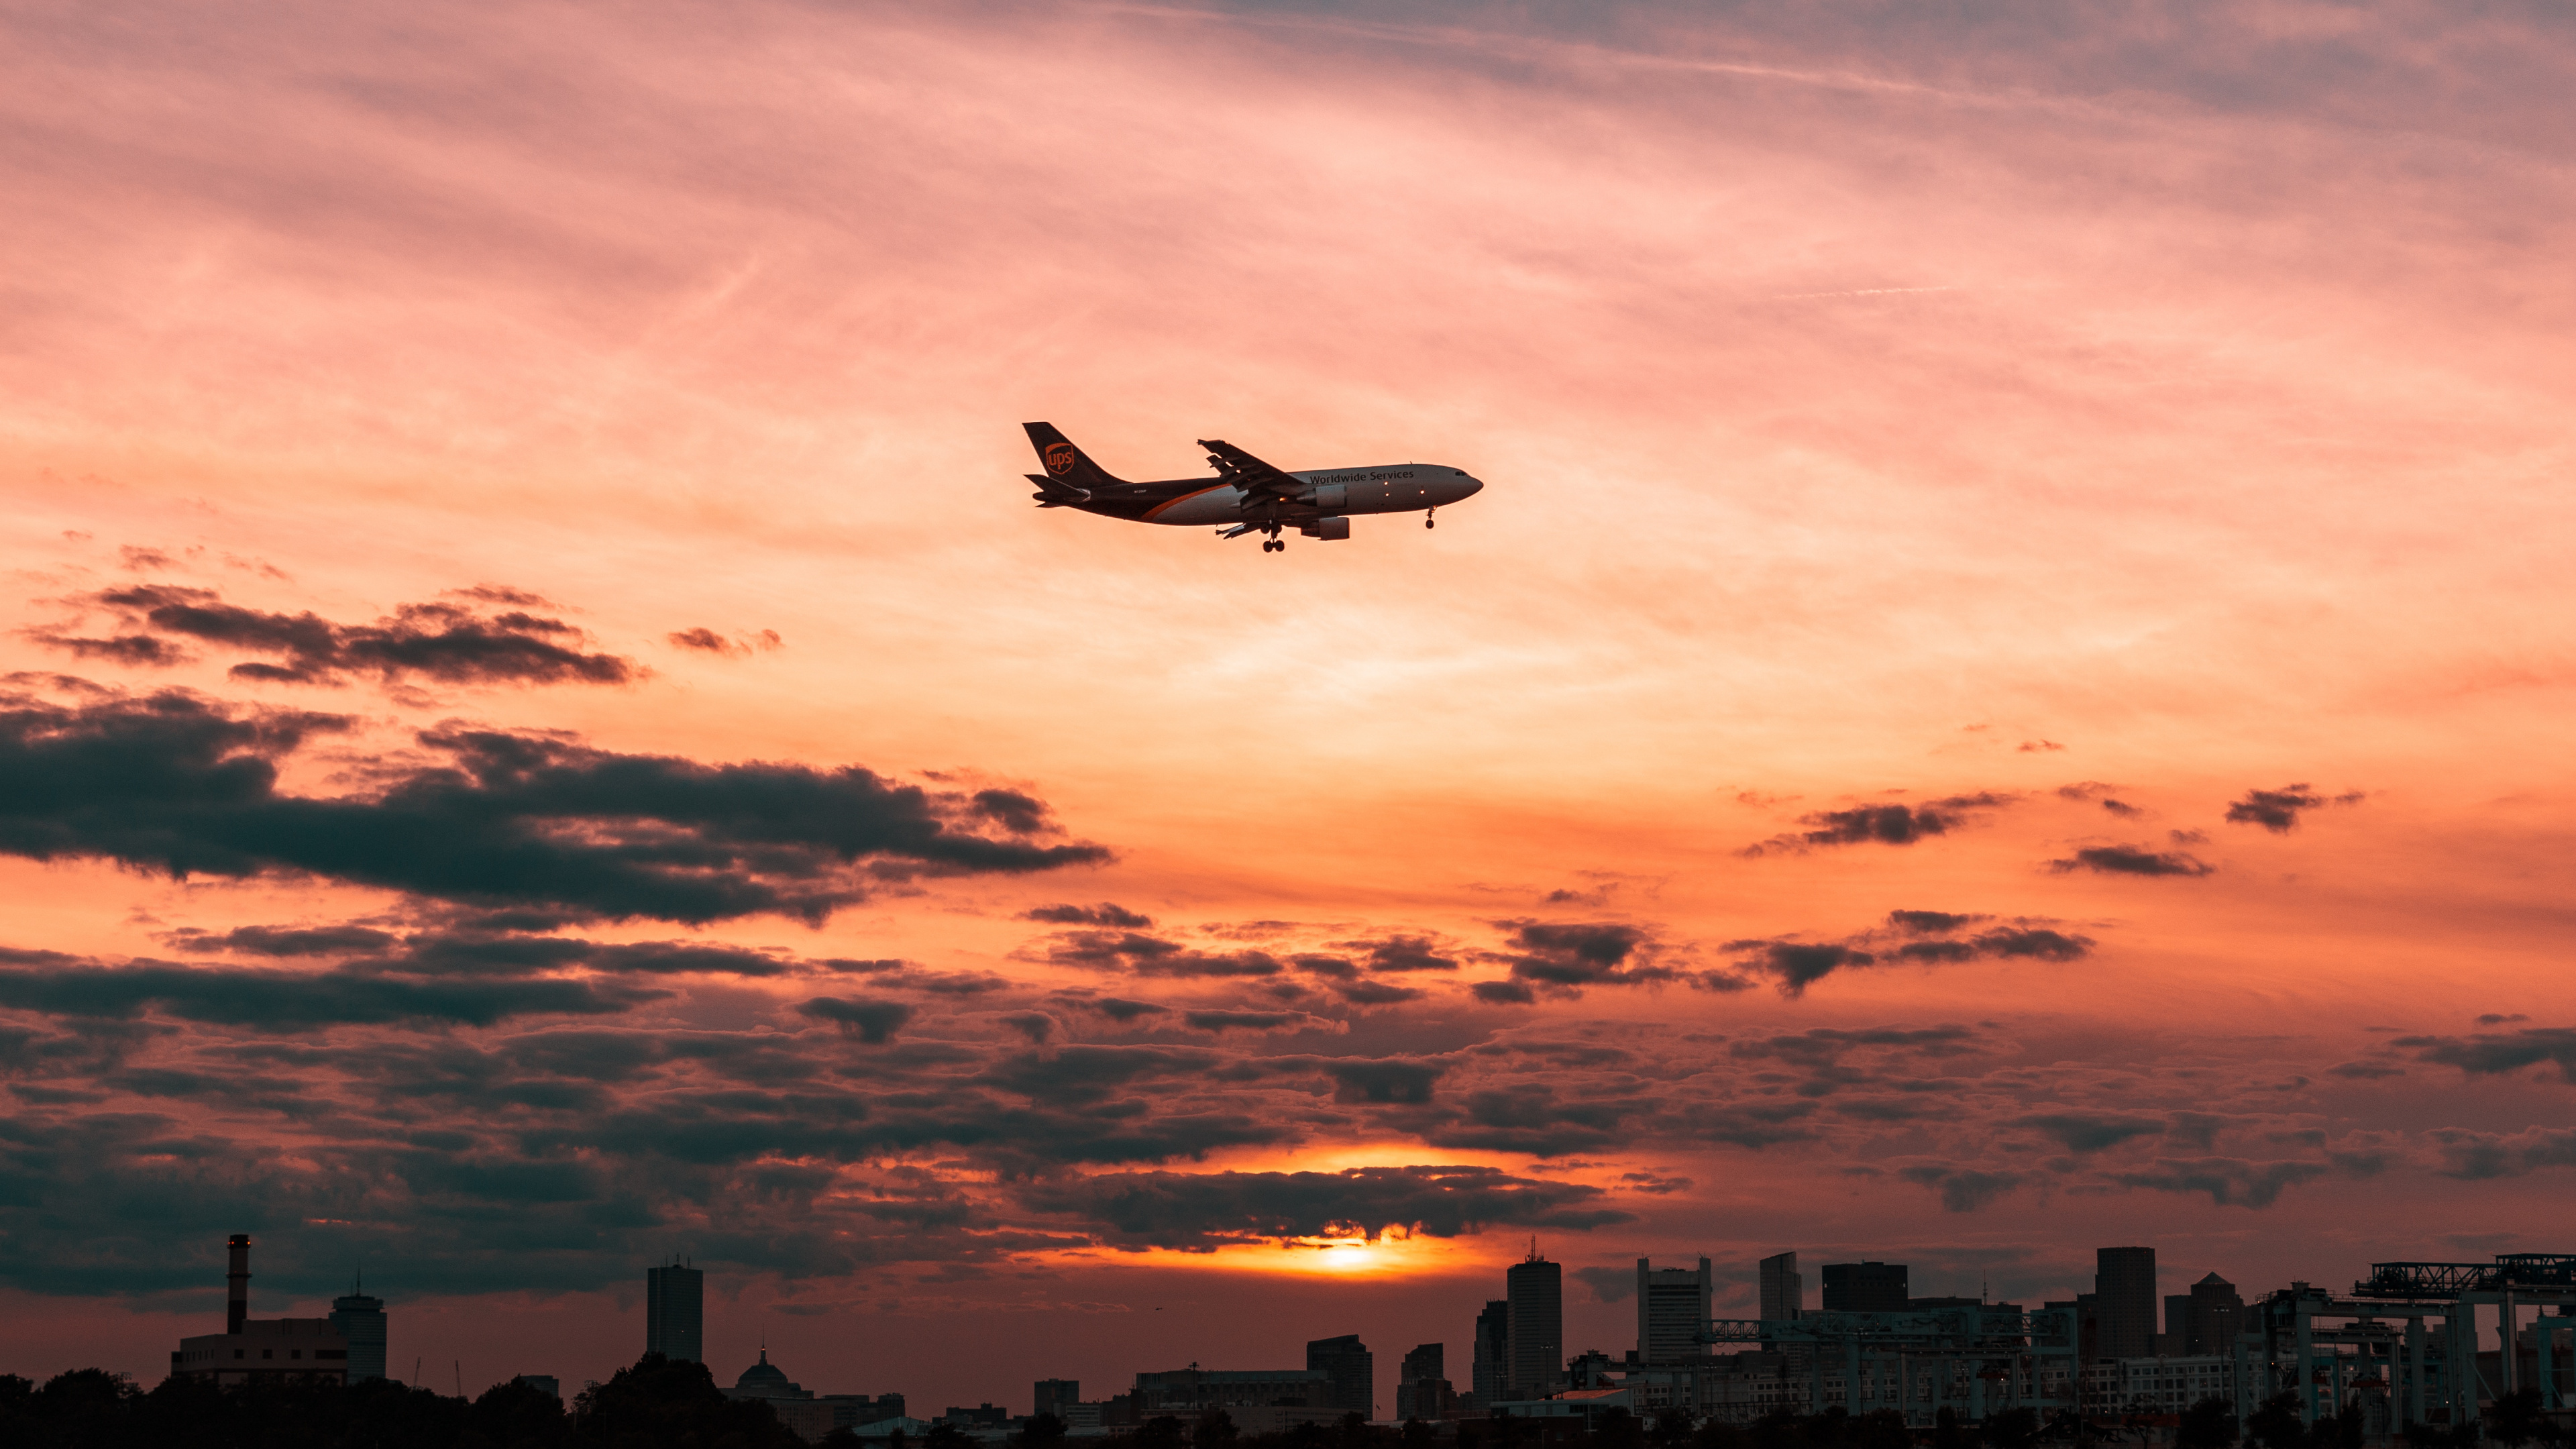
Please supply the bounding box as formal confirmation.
[1142,485,1230,522]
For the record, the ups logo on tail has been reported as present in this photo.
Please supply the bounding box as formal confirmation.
[1043,443,1077,476]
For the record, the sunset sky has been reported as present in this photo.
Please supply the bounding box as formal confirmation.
[3,0,2573,1415]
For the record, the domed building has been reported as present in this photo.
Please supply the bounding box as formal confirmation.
[725,1348,815,1404]
[722,1345,913,1441]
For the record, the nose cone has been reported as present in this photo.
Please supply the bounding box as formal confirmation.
[1454,474,1484,501]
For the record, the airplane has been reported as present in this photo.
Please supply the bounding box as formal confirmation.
[1021,422,1483,553]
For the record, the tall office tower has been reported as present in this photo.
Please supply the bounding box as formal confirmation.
[2158,1295,2192,1356]
[2094,1247,2157,1361]
[645,1258,704,1362]
[1307,1334,1374,1415]
[1821,1262,1910,1313]
[1505,1246,1563,1397]
[1472,1300,1509,1402]
[1759,1250,1809,1372]
[2185,1273,2245,1355]
[329,1280,388,1382]
[227,1233,252,1334]
[1034,1380,1080,1419]
[1635,1257,1714,1364]
[1395,1344,1448,1421]
[1758,1252,1803,1323]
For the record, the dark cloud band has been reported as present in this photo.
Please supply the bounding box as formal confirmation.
[72,584,637,688]
[0,690,1107,924]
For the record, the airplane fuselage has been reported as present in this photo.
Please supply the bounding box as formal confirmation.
[1019,423,1483,550]
[1061,464,1483,526]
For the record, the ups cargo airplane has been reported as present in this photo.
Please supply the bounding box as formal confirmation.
[1022,422,1483,552]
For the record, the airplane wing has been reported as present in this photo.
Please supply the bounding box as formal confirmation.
[1197,439,1305,504]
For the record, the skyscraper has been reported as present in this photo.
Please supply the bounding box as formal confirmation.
[329,1280,387,1383]
[1758,1252,1803,1324]
[1635,1257,1713,1364]
[2094,1247,2157,1361]
[1759,1250,1809,1373]
[1395,1344,1450,1421]
[1505,1246,1562,1397]
[1307,1334,1373,1415]
[2160,1295,2192,1356]
[1034,1380,1080,1419]
[1472,1300,1509,1403]
[2185,1273,2245,1355]
[1821,1262,1909,1313]
[227,1233,251,1336]
[646,1258,704,1363]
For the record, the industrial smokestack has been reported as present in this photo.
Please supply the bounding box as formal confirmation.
[227,1233,251,1336]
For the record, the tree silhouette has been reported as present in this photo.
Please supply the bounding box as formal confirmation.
[2178,1395,2237,1449]
[1851,1410,1911,1449]
[469,1377,566,1446]
[1596,1407,1646,1449]
[1986,1407,2042,1449]
[1692,1415,1752,1449]
[1795,1405,1848,1449]
[571,1352,799,1447]
[2489,1389,2550,1448]
[2245,1393,2306,1449]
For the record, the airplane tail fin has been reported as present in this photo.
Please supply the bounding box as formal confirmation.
[1023,423,1130,494]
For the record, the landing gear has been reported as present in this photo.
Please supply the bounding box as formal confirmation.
[1426,508,1436,529]
[1224,518,1287,553]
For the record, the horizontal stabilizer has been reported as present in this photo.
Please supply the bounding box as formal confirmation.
[1027,472,1091,507]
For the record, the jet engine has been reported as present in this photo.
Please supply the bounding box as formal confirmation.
[1298,517,1350,541]
[1305,483,1348,510]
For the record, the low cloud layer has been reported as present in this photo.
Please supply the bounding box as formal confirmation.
[1725,912,2094,996]
[1016,1165,1630,1252]
[2046,844,2215,877]
[1746,794,2015,855]
[0,917,2528,1301]
[48,585,639,690]
[0,688,1106,924]
[2398,1025,2576,1083]
[2225,784,2363,833]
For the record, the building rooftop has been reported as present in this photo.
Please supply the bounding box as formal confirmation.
[729,1350,810,1401]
